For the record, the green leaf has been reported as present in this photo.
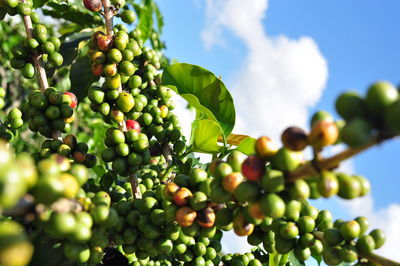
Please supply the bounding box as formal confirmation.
[136,5,153,43]
[269,253,281,266]
[288,251,305,266]
[59,31,93,67]
[161,63,236,138]
[190,119,223,154]
[92,165,106,177]
[33,0,48,8]
[236,136,256,155]
[70,56,99,101]
[153,2,164,34]
[42,2,102,28]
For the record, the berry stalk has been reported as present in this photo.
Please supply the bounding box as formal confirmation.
[101,0,114,37]
[287,138,380,181]
[21,6,49,91]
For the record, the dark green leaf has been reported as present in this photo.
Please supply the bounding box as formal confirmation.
[42,2,102,27]
[311,253,322,266]
[33,0,48,8]
[288,251,305,266]
[60,31,93,66]
[161,63,236,138]
[70,56,99,101]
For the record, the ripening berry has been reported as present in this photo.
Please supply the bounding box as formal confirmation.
[241,155,265,181]
[255,136,278,159]
[281,126,308,151]
[83,0,102,12]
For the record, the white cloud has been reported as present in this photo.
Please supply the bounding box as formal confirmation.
[221,231,253,254]
[201,0,328,142]
[341,195,400,261]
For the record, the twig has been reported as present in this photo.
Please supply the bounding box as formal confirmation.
[2,195,35,216]
[21,5,62,140]
[50,198,82,213]
[101,0,114,37]
[0,67,7,92]
[363,253,400,266]
[21,13,48,91]
[129,174,142,199]
[2,195,83,216]
[287,138,380,181]
[163,144,173,166]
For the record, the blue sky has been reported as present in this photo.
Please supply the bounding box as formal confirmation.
[158,0,400,259]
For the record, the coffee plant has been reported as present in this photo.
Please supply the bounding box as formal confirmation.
[0,0,399,265]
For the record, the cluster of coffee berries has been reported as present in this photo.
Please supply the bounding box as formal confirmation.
[87,28,180,144]
[0,141,37,209]
[307,170,370,200]
[0,107,23,141]
[0,0,40,20]
[34,190,116,264]
[22,88,77,137]
[34,134,97,168]
[162,169,217,229]
[10,26,62,78]
[335,81,400,146]
[30,155,88,205]
[221,250,265,266]
[322,218,385,265]
[101,126,151,176]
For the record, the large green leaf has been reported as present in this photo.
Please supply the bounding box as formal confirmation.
[190,119,224,153]
[161,63,236,138]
